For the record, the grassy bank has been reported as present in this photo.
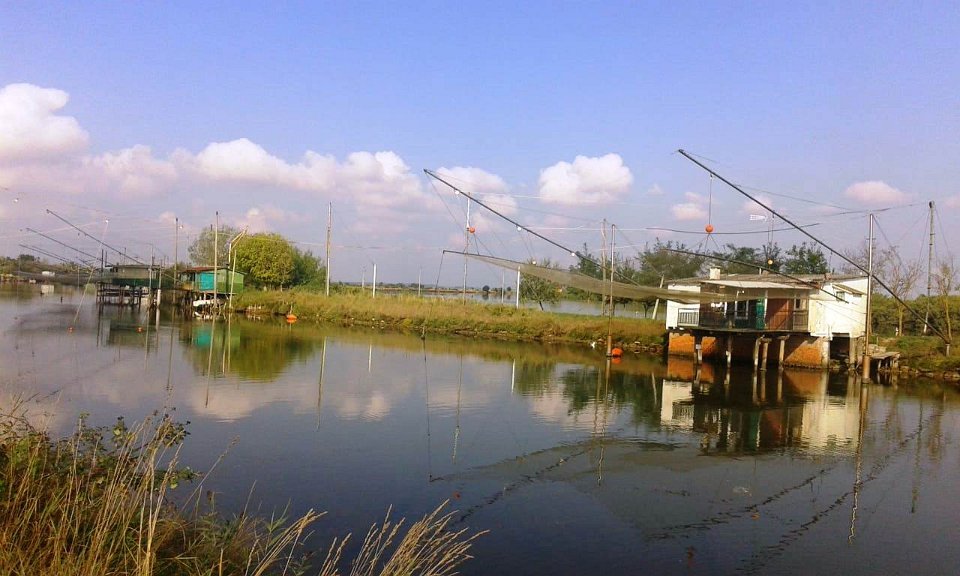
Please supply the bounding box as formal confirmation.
[235,291,666,347]
[879,335,960,376]
[0,406,481,575]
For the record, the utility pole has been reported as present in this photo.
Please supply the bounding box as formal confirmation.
[862,213,875,381]
[213,212,219,310]
[372,263,377,298]
[462,198,471,303]
[325,203,332,297]
[515,267,521,309]
[600,220,608,315]
[924,201,934,334]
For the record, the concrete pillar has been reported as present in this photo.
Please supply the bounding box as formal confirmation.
[778,337,787,370]
[694,335,702,365]
[752,337,762,370]
[726,335,734,365]
[760,339,770,372]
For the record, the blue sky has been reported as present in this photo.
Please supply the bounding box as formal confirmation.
[1,2,958,284]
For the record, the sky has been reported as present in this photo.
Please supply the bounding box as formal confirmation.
[1,2,959,286]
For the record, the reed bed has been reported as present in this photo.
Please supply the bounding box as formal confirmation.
[0,404,481,575]
[237,291,665,347]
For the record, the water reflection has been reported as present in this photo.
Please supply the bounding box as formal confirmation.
[4,292,960,575]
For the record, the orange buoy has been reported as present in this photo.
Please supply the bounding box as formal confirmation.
[705,224,714,234]
[610,347,623,358]
[467,226,476,234]
[285,313,298,323]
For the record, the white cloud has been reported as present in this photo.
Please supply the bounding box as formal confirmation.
[86,145,177,197]
[435,166,507,195]
[434,166,517,217]
[647,183,664,196]
[235,205,307,234]
[0,83,89,161]
[741,193,773,215]
[193,138,296,184]
[538,153,633,205]
[671,202,707,221]
[843,181,909,206]
[670,191,708,221]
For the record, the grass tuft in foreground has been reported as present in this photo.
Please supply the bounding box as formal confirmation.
[0,404,481,575]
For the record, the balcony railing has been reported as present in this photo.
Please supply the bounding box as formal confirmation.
[677,308,809,331]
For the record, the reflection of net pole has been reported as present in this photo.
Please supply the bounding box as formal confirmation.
[849,382,868,543]
[317,337,327,429]
[453,354,463,463]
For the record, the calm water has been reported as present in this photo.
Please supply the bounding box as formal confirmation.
[2,285,960,575]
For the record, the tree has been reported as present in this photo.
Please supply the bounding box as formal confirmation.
[292,249,326,289]
[884,255,923,336]
[933,257,957,343]
[520,259,561,311]
[637,240,705,284]
[234,233,296,289]
[783,242,829,275]
[188,224,239,267]
[715,244,764,274]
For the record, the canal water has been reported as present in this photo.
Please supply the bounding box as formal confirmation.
[2,285,959,575]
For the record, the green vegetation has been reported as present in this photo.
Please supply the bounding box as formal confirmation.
[0,405,481,575]
[236,291,666,347]
[188,225,326,291]
[519,258,561,310]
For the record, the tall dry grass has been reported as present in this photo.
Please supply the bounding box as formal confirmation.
[0,404,481,575]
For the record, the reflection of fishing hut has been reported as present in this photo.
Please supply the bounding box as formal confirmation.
[104,319,159,348]
[95,264,160,307]
[659,362,861,454]
[666,270,869,370]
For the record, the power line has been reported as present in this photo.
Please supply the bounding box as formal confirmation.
[677,149,950,345]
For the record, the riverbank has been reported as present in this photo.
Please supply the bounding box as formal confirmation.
[0,405,480,575]
[879,335,960,380]
[234,290,666,348]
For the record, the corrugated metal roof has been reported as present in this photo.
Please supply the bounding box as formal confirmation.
[701,279,798,290]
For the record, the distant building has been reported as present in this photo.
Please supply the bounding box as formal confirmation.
[665,269,868,369]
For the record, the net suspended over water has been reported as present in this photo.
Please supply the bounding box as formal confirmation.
[448,251,729,305]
